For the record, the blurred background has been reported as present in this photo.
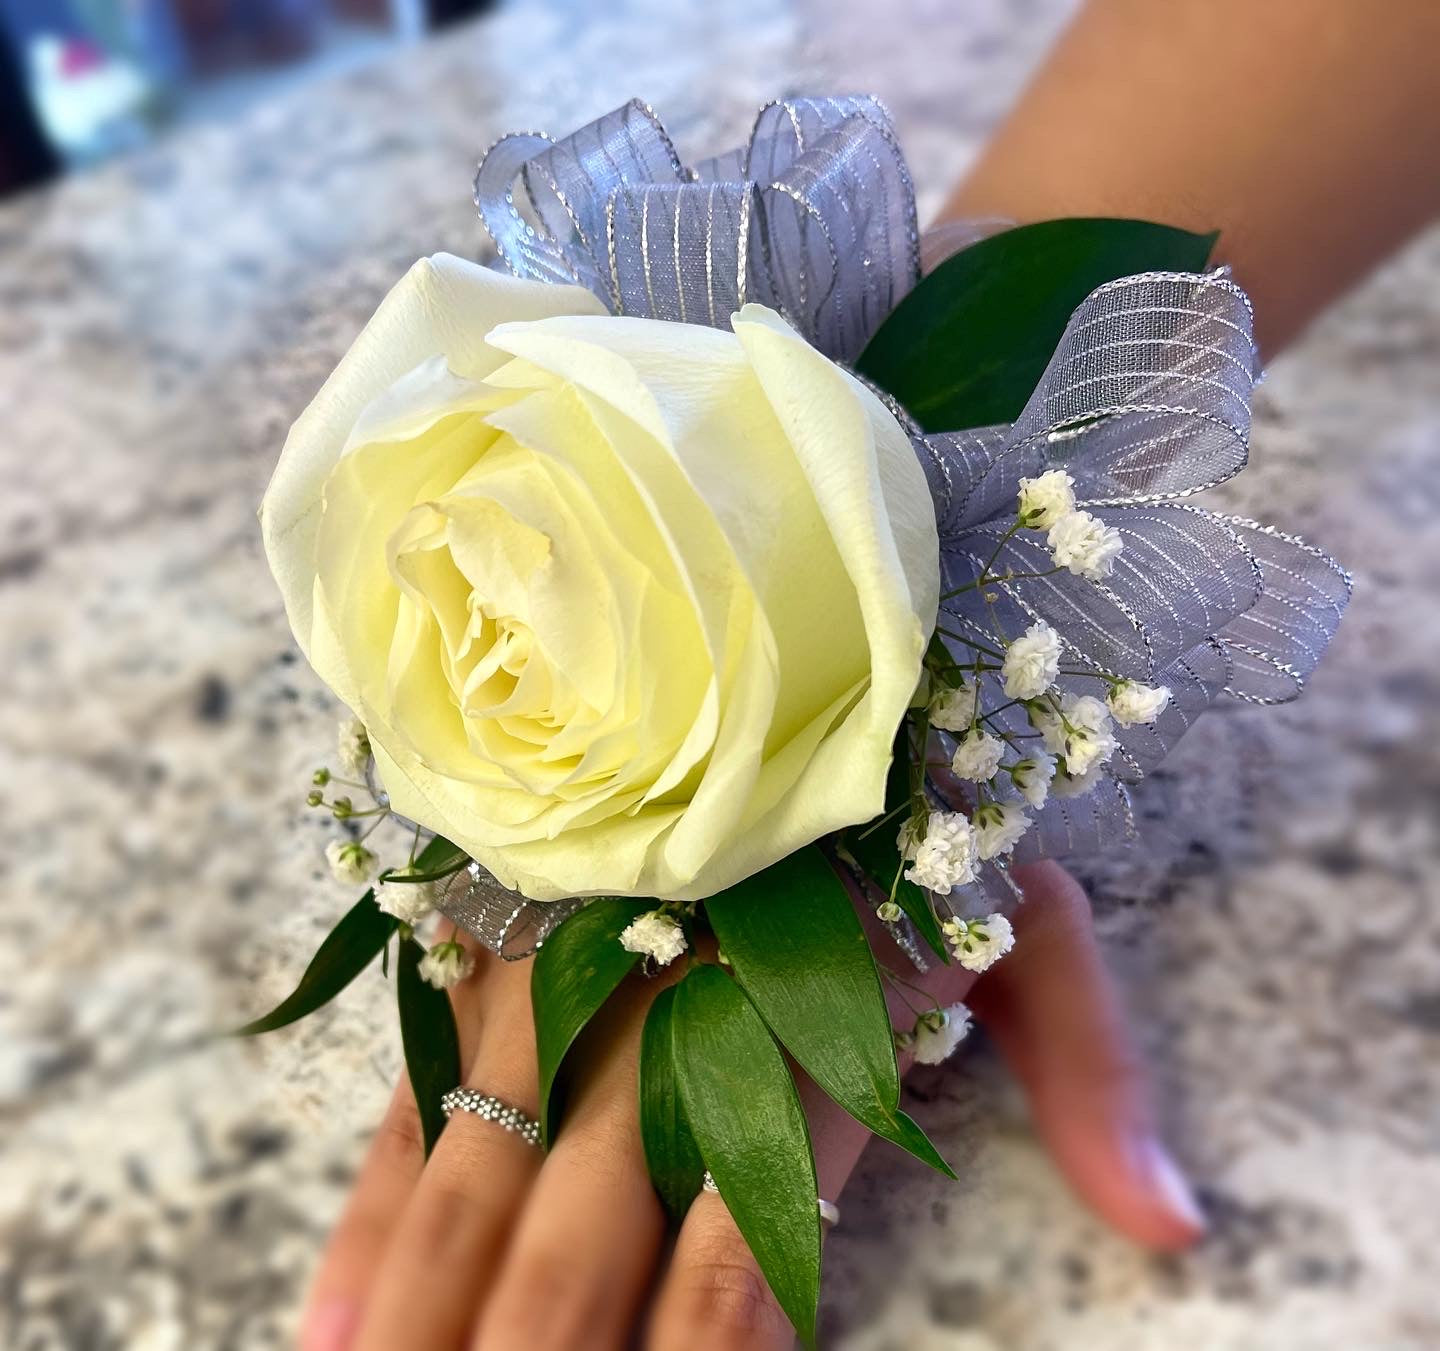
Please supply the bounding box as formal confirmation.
[2,1,1438,1347]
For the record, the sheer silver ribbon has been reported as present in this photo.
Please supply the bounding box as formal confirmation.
[440,97,1349,953]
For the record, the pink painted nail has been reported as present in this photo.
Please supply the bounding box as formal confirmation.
[1138,1137,1207,1237]
[302,1298,361,1351]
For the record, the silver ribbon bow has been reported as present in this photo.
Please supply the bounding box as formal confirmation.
[440,97,1349,954]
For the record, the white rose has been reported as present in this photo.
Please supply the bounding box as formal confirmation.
[1047,510,1124,581]
[1001,621,1062,700]
[262,256,939,901]
[1016,469,1075,529]
[1107,680,1172,726]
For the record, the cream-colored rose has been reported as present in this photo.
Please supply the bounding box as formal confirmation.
[261,254,938,901]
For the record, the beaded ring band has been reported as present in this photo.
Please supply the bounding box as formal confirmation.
[440,1088,542,1149]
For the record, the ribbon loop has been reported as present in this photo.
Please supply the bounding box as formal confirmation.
[446,96,1351,945]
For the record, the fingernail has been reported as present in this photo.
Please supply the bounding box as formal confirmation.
[1137,1137,1207,1238]
[302,1298,360,1351]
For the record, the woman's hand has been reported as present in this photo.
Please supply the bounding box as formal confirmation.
[300,861,1204,1351]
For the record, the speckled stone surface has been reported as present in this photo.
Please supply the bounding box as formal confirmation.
[3,1,1438,1347]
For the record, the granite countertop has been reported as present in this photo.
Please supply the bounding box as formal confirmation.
[3,1,1438,1347]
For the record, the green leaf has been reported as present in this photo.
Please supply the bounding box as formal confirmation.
[846,742,948,963]
[707,847,953,1178]
[378,834,469,884]
[396,935,463,1157]
[532,898,652,1145]
[234,890,396,1035]
[673,964,820,1347]
[857,218,1218,430]
[638,984,705,1227]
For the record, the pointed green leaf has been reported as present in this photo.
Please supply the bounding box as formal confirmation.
[532,898,652,1145]
[707,847,953,1178]
[846,744,948,963]
[673,964,820,1347]
[396,935,462,1157]
[857,218,1218,430]
[377,832,468,884]
[638,984,705,1227]
[234,890,396,1035]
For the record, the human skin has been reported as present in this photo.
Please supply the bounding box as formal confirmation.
[299,4,1440,1348]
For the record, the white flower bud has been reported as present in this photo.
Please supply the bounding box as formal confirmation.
[972,801,1031,860]
[911,1003,973,1065]
[326,838,378,886]
[418,940,475,990]
[337,717,371,777]
[876,900,903,924]
[1047,510,1124,581]
[1107,680,1172,727]
[1052,761,1103,798]
[942,912,1015,973]
[897,815,925,861]
[1002,621,1062,700]
[1016,469,1076,529]
[377,870,437,924]
[951,729,1004,782]
[1035,693,1117,776]
[619,910,688,967]
[1009,753,1056,809]
[928,679,977,732]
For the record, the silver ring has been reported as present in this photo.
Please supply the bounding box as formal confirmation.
[701,1171,839,1227]
[440,1088,542,1148]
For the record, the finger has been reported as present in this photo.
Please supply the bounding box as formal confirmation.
[968,861,1206,1250]
[301,1077,427,1351]
[352,957,544,1351]
[474,975,666,1350]
[648,1191,793,1351]
[300,930,493,1351]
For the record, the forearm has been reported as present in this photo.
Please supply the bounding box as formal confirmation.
[939,0,1440,355]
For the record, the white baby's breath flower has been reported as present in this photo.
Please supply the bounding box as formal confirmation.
[897,814,926,861]
[1047,510,1124,581]
[942,913,1015,973]
[973,802,1031,859]
[1057,693,1117,775]
[1052,761,1103,798]
[418,940,474,990]
[1009,753,1056,809]
[928,679,977,732]
[876,900,903,924]
[904,811,978,894]
[619,910,688,967]
[951,729,1004,782]
[377,869,438,924]
[326,838,378,886]
[1002,621,1062,700]
[911,1003,973,1065]
[337,717,371,777]
[1107,680,1172,727]
[1016,469,1076,529]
